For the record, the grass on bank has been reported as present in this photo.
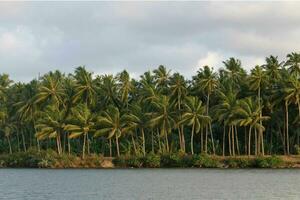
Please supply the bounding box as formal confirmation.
[1,149,298,169]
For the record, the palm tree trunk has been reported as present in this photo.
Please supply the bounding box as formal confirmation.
[16,130,20,152]
[201,127,204,153]
[181,125,185,152]
[235,125,240,155]
[131,134,137,155]
[82,133,86,159]
[21,130,27,152]
[115,134,120,157]
[87,134,90,155]
[151,130,154,153]
[109,138,112,157]
[191,123,195,155]
[255,128,257,156]
[7,136,12,154]
[209,123,215,155]
[286,101,290,155]
[248,126,252,156]
[68,133,71,155]
[228,126,232,156]
[261,131,265,156]
[244,127,247,155]
[178,127,182,151]
[222,125,226,157]
[165,133,169,153]
[142,128,146,156]
[231,125,235,156]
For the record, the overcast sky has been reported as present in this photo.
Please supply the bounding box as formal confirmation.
[1,1,300,82]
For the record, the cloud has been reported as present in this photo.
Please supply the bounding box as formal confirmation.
[0,2,299,82]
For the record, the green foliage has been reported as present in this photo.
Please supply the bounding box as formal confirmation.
[254,156,283,168]
[193,154,220,168]
[224,157,253,168]
[143,153,160,168]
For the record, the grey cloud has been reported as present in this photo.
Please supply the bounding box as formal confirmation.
[0,2,299,81]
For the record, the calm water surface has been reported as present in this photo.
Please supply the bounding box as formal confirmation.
[0,169,300,200]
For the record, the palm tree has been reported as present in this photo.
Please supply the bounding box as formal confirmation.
[169,73,187,152]
[286,52,300,77]
[73,66,96,107]
[263,55,284,83]
[64,104,96,158]
[123,103,148,156]
[35,105,66,155]
[96,105,129,157]
[234,97,269,156]
[117,70,133,109]
[248,65,268,155]
[214,86,239,156]
[193,65,218,154]
[153,65,170,94]
[148,95,175,153]
[180,96,210,154]
[35,73,66,108]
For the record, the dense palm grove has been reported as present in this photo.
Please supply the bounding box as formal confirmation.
[1,53,300,158]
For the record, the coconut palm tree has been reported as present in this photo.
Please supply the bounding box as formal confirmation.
[73,66,97,107]
[96,105,130,156]
[180,96,210,154]
[117,70,133,109]
[169,73,187,152]
[35,105,67,155]
[64,104,96,158]
[286,52,300,77]
[148,95,175,153]
[234,97,269,156]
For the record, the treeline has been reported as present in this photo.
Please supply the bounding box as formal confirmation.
[0,53,300,158]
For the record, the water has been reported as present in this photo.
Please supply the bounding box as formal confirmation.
[0,169,300,200]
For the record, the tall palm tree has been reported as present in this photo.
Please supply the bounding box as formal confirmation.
[169,73,187,152]
[64,104,96,158]
[96,105,129,157]
[248,65,268,155]
[193,65,218,154]
[234,97,269,156]
[148,95,175,153]
[180,96,210,154]
[123,103,148,156]
[35,105,66,155]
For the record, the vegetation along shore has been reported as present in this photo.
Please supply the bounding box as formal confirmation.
[1,53,300,168]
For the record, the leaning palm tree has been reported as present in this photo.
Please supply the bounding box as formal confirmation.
[95,105,129,157]
[64,104,96,158]
[180,96,211,154]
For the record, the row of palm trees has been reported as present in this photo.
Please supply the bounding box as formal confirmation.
[0,53,300,157]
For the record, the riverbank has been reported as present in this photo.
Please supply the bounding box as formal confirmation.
[2,150,300,168]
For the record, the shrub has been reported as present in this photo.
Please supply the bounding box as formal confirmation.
[254,156,283,168]
[160,153,181,167]
[143,153,160,168]
[193,154,220,168]
[225,157,253,168]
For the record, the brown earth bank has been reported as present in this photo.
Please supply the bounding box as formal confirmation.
[2,149,300,169]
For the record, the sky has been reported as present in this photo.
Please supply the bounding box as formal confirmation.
[1,1,300,82]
